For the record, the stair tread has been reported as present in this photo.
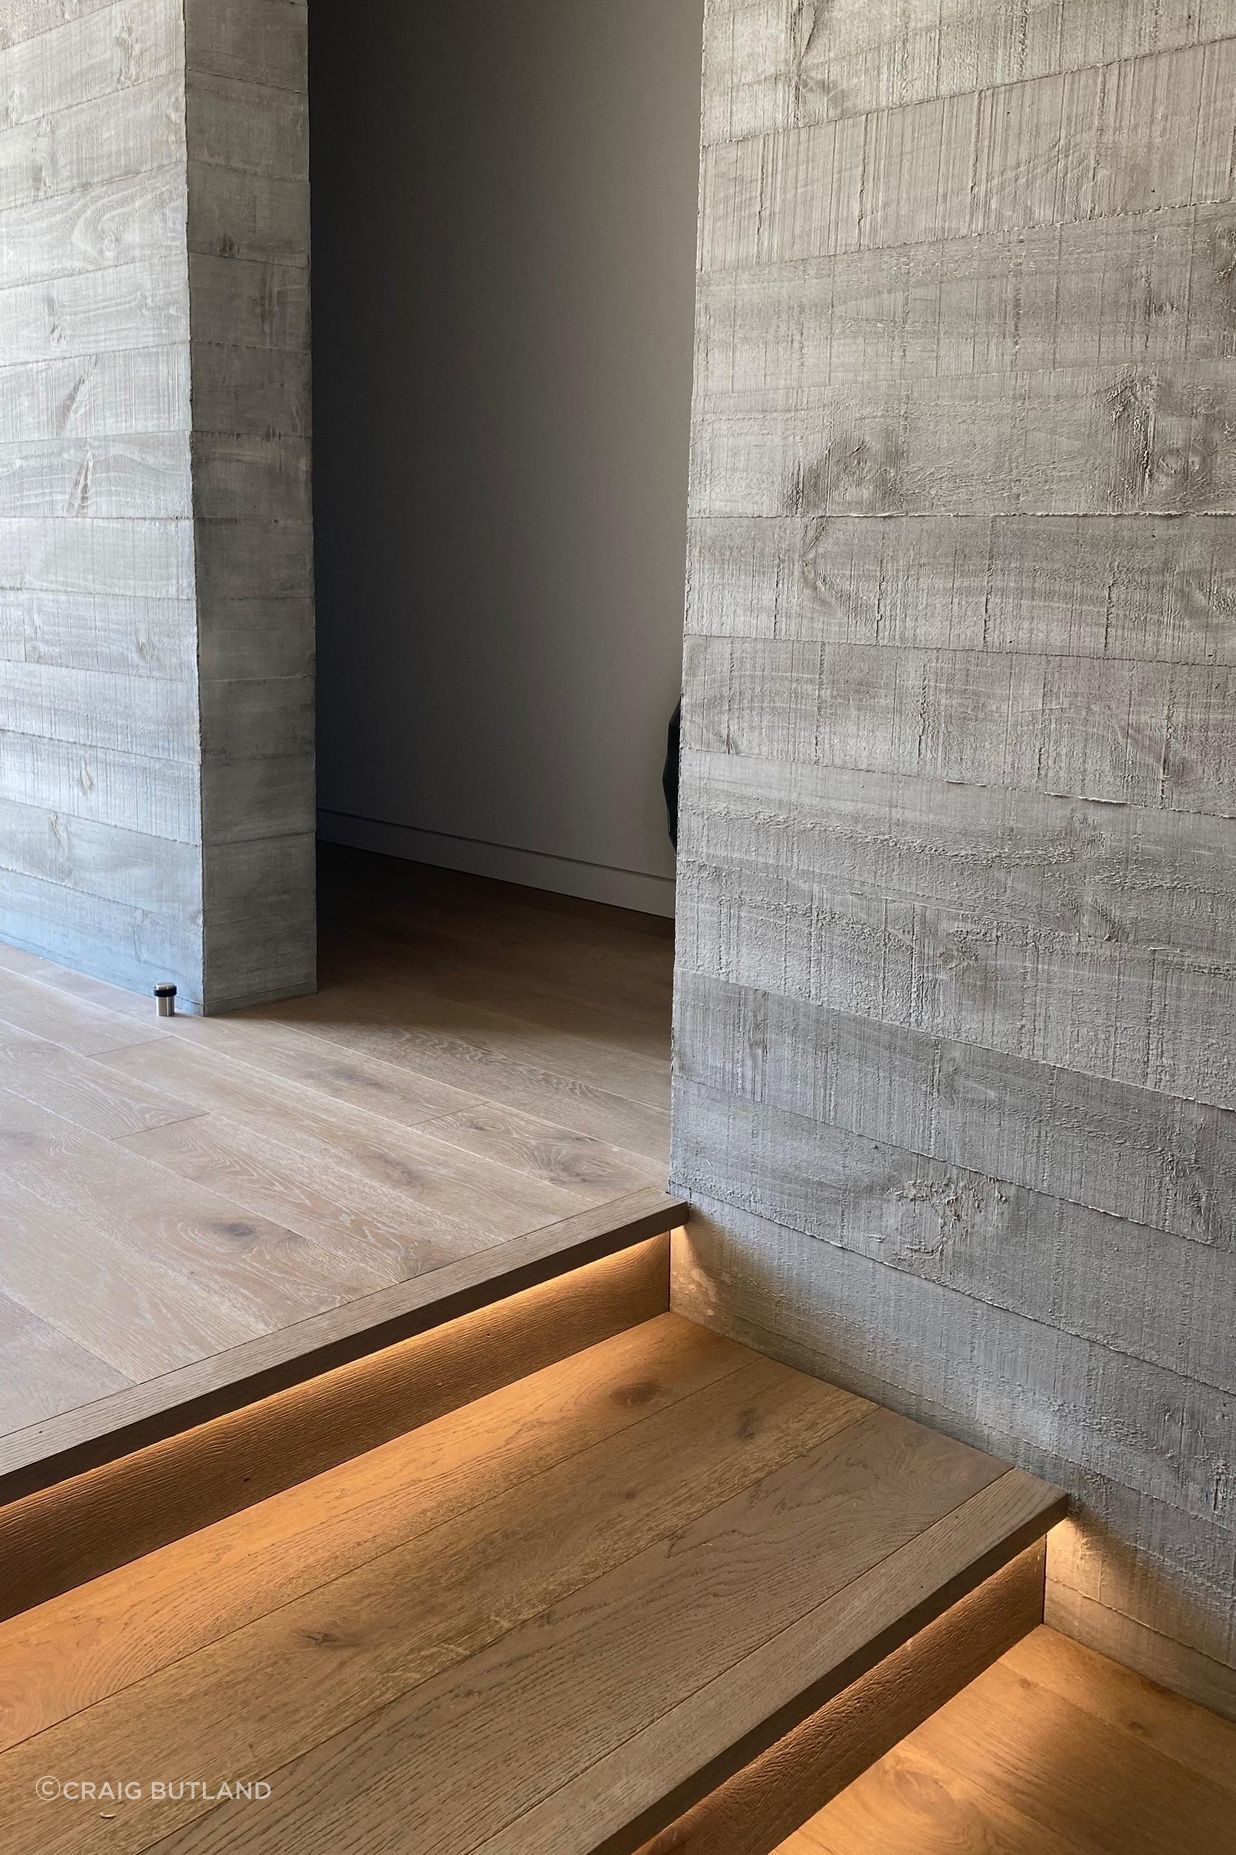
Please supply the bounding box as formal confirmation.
[0,1315,1063,1855]
[0,1185,686,1506]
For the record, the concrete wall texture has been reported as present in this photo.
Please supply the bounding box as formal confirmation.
[0,0,315,1011]
[672,0,1236,1719]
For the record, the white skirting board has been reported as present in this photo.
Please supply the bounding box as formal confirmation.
[317,811,677,919]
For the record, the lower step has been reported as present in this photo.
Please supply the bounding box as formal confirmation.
[0,1314,1064,1855]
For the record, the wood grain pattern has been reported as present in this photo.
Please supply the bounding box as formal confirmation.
[685,640,1236,812]
[0,866,202,1000]
[0,256,188,364]
[853,1637,1235,1853]
[681,753,1236,961]
[0,661,197,756]
[785,1626,1236,1855]
[0,73,186,212]
[0,853,677,1510]
[691,365,1236,520]
[673,1160,1234,1534]
[0,1184,686,1502]
[0,1288,130,1431]
[635,1546,1048,1855]
[0,786,199,916]
[674,1077,1236,1402]
[702,0,1236,140]
[481,1488,1060,1855]
[0,0,180,132]
[0,1329,863,1853]
[698,42,1236,272]
[0,3,197,999]
[685,513,1236,664]
[172,1450,1048,1855]
[0,515,194,597]
[0,0,126,55]
[181,0,314,1005]
[0,1240,674,1625]
[0,961,160,1052]
[1044,1583,1236,1723]
[0,1318,1057,1855]
[696,207,1236,392]
[673,1204,1236,1692]
[676,974,1236,1249]
[678,854,1236,1109]
[1,590,198,676]
[0,165,185,289]
[0,1304,717,1748]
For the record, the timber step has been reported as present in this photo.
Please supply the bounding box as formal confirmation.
[0,1213,679,1623]
[0,1313,1065,1855]
[0,1186,687,1511]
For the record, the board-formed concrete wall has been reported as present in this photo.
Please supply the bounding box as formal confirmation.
[673,0,1236,1718]
[0,0,313,1012]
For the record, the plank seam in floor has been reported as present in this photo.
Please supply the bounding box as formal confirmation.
[0,1187,687,1502]
[123,1417,1047,1854]
[468,1472,1066,1855]
[0,1320,764,1757]
[0,1315,1061,1855]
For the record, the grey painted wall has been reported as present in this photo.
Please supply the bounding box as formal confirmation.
[673,0,1236,1719]
[0,0,315,1012]
[312,0,703,915]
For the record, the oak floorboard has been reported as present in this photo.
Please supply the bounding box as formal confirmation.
[0,1238,671,1623]
[245,971,670,1112]
[0,963,160,1055]
[893,1653,1236,1855]
[411,1099,660,1202]
[101,1035,599,1236]
[0,1314,742,1753]
[139,1422,1011,1855]
[220,1000,672,1161]
[120,1113,455,1290]
[791,1626,1236,1855]
[0,1104,327,1382]
[317,844,674,1006]
[150,1013,662,1201]
[0,936,171,1019]
[632,1546,1047,1855]
[0,1289,130,1431]
[324,922,673,1059]
[159,1004,484,1120]
[1000,1628,1236,1801]
[0,1317,1058,1855]
[0,1335,866,1855]
[791,1740,1088,1855]
[0,854,676,1501]
[491,1477,1061,1855]
[0,1036,203,1138]
[0,1192,684,1505]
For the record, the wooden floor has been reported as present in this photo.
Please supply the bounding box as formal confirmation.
[0,1313,1060,1855]
[782,1626,1236,1855]
[0,849,675,1491]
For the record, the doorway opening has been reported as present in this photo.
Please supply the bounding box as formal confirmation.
[309,0,704,927]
